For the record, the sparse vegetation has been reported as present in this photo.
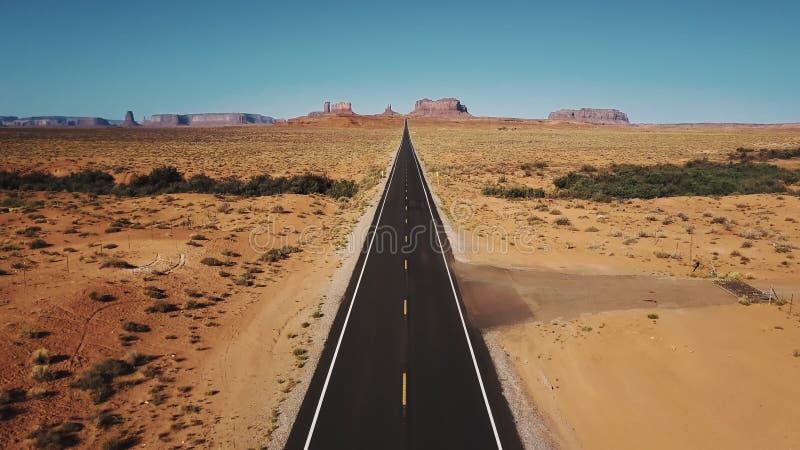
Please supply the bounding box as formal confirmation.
[145,300,178,313]
[28,238,51,249]
[89,291,116,302]
[71,358,134,403]
[200,257,225,266]
[122,321,150,332]
[31,348,51,364]
[100,258,135,269]
[260,245,302,263]
[554,160,800,199]
[482,185,545,199]
[29,422,83,449]
[31,364,55,382]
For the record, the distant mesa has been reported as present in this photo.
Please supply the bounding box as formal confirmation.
[121,110,140,127]
[330,101,353,115]
[410,98,470,117]
[548,108,630,124]
[143,113,278,127]
[309,101,356,117]
[0,116,110,127]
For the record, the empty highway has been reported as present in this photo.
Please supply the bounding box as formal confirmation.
[285,122,523,450]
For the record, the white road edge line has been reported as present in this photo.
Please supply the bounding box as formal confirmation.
[410,141,504,449]
[303,146,401,449]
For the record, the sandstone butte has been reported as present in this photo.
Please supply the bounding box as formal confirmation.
[381,104,400,116]
[410,98,470,117]
[121,110,140,127]
[548,108,630,124]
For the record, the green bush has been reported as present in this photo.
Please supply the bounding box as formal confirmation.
[0,167,358,198]
[554,160,800,199]
[482,185,545,199]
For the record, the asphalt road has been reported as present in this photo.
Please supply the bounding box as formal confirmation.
[284,122,523,450]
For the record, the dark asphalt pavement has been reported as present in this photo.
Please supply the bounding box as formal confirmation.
[284,122,523,450]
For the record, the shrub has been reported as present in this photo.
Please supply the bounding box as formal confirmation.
[31,348,51,364]
[100,258,135,269]
[554,160,800,199]
[200,257,224,266]
[20,326,47,339]
[482,185,545,199]
[71,358,134,404]
[90,292,116,302]
[145,301,178,313]
[95,411,122,429]
[31,365,55,382]
[101,436,139,450]
[647,313,659,320]
[17,226,42,237]
[553,216,571,226]
[259,245,302,263]
[29,423,82,449]
[28,239,51,249]
[122,322,150,333]
[740,228,767,240]
[189,234,207,241]
[144,286,167,299]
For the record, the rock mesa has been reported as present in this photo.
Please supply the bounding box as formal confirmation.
[410,98,469,117]
[548,108,629,124]
[145,113,277,126]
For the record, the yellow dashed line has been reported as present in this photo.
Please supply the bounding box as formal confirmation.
[403,299,407,316]
[402,372,407,406]
[404,259,408,270]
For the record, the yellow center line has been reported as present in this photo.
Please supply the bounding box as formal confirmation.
[403,299,407,316]
[402,372,407,407]
[404,259,408,270]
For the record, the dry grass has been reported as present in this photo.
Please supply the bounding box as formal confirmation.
[0,126,398,181]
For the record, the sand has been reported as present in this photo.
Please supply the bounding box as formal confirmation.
[2,118,800,449]
[0,124,396,448]
[411,119,800,450]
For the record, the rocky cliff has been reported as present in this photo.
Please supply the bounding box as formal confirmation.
[330,102,354,115]
[145,113,277,126]
[410,98,470,117]
[121,111,140,127]
[3,116,110,127]
[548,108,630,124]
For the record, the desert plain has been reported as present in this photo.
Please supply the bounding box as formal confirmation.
[1,116,799,449]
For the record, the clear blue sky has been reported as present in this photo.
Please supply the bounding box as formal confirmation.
[1,0,798,123]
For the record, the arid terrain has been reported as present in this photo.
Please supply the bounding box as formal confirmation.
[2,117,800,449]
[0,124,398,448]
[411,120,800,449]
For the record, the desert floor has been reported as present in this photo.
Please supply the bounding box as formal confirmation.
[0,124,398,448]
[2,118,800,449]
[411,120,800,450]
